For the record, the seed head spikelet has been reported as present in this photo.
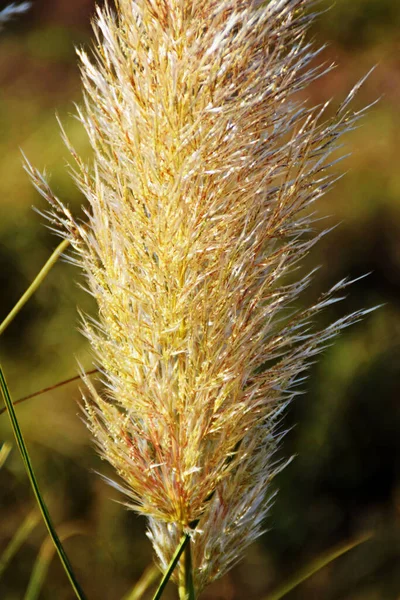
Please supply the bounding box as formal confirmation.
[26,0,371,592]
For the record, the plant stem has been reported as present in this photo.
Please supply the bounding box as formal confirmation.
[0,366,87,600]
[0,368,98,417]
[121,565,159,600]
[152,533,190,600]
[178,537,196,600]
[0,238,69,336]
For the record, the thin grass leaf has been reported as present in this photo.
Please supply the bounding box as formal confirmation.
[0,238,69,336]
[0,510,40,580]
[0,366,87,600]
[263,532,373,600]
[0,441,12,469]
[121,565,159,600]
[152,534,190,600]
[0,368,98,418]
[24,522,86,600]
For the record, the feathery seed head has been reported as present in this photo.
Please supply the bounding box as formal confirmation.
[28,0,370,591]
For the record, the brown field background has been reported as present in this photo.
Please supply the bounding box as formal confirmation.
[0,1,399,598]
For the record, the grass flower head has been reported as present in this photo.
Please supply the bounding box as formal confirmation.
[27,0,372,593]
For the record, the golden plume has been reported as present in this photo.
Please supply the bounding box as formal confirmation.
[27,0,372,593]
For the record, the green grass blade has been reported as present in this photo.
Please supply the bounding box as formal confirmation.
[152,534,190,600]
[121,565,159,600]
[0,238,69,336]
[263,532,373,600]
[24,538,54,600]
[0,365,87,600]
[0,441,12,468]
[179,541,195,600]
[24,522,86,600]
[0,510,40,580]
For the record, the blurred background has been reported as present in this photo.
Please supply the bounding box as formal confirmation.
[0,0,399,598]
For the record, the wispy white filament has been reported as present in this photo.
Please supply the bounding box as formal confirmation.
[0,2,31,26]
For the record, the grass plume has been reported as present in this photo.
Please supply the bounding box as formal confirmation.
[26,0,371,594]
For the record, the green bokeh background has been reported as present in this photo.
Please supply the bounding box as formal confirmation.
[0,1,399,598]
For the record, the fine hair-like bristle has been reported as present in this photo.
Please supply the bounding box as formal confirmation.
[26,0,371,592]
[0,2,31,26]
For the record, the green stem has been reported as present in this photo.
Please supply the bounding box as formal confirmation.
[24,522,85,600]
[0,510,40,580]
[152,533,190,600]
[121,565,159,600]
[0,366,87,600]
[179,538,195,600]
[0,238,70,336]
